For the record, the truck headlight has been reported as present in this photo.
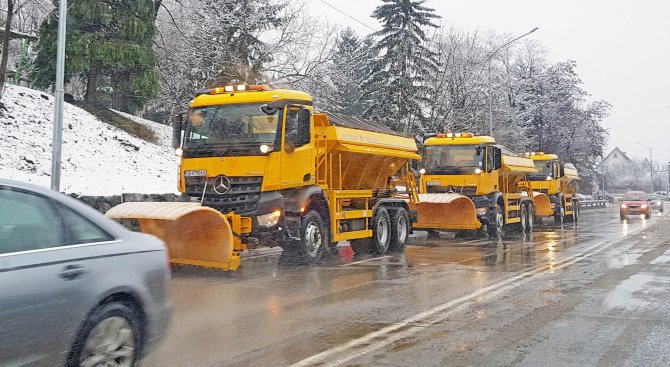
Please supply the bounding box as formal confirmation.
[258,210,282,227]
[476,207,488,216]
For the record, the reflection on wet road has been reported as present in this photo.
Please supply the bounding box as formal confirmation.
[142,205,669,367]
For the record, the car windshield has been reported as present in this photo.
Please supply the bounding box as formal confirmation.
[423,145,484,170]
[184,103,279,147]
[623,194,647,201]
[648,194,659,200]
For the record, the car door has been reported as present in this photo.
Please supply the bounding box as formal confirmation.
[0,185,115,367]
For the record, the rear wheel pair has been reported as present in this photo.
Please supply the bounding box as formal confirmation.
[351,207,409,255]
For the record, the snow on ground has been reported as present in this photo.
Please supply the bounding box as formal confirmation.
[0,84,179,195]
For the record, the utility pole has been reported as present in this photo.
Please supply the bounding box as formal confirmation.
[50,0,67,191]
[488,27,539,137]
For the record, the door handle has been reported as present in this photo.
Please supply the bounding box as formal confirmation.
[58,264,87,281]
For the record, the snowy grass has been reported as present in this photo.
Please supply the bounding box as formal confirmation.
[0,84,179,195]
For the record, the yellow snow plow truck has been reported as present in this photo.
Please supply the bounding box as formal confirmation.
[411,133,537,238]
[106,85,421,270]
[524,152,580,224]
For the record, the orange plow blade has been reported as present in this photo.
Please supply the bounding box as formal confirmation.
[413,193,481,230]
[105,202,243,271]
[532,192,553,217]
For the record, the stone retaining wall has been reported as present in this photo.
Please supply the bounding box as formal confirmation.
[72,193,191,214]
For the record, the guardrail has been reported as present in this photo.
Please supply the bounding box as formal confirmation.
[578,200,607,209]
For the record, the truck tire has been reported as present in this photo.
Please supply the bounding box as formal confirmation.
[572,201,580,223]
[371,207,391,254]
[350,238,371,255]
[518,202,528,233]
[526,203,535,234]
[293,210,329,263]
[488,205,505,239]
[389,207,410,251]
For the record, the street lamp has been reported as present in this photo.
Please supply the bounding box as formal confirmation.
[488,27,539,137]
[50,0,68,191]
[637,142,653,192]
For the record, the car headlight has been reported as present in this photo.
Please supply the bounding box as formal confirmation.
[657,201,662,205]
[620,203,627,208]
[640,204,647,209]
[258,210,282,227]
[476,207,488,216]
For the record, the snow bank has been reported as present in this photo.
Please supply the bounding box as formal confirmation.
[0,85,179,195]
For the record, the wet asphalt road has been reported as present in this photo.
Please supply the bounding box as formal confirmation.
[143,204,670,367]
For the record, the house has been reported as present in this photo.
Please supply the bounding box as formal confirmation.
[600,147,642,191]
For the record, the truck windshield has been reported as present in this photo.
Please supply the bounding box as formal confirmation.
[528,160,554,181]
[184,103,278,147]
[423,145,484,171]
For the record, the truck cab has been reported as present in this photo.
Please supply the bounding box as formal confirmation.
[524,152,580,224]
[414,133,536,238]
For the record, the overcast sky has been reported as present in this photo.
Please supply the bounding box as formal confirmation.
[307,0,670,165]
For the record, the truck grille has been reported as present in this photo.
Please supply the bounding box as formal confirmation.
[425,185,477,196]
[185,176,263,214]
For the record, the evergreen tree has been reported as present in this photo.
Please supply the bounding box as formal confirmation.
[363,0,440,133]
[330,28,365,115]
[31,0,161,112]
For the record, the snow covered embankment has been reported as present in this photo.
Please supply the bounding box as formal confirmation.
[0,85,179,195]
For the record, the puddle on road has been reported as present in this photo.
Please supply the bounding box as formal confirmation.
[605,252,643,269]
[603,273,670,310]
[650,249,670,265]
[403,228,581,269]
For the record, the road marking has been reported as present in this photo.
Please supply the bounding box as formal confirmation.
[289,223,649,367]
[340,255,391,266]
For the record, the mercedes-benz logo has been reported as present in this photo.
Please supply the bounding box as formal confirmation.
[212,175,231,194]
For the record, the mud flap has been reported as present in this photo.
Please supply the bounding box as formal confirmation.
[532,192,553,217]
[105,202,246,271]
[412,193,481,230]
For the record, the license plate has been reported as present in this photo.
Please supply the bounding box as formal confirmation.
[426,181,441,186]
[184,169,207,177]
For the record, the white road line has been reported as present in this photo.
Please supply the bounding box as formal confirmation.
[289,223,648,367]
[340,255,391,267]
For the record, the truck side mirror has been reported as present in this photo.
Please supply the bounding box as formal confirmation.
[172,113,184,149]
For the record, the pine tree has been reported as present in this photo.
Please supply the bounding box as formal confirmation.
[330,28,365,115]
[363,0,440,133]
[31,0,161,112]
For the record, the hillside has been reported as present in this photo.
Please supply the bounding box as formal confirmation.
[0,85,179,195]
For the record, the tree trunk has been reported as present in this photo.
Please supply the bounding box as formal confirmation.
[85,60,100,105]
[0,0,15,99]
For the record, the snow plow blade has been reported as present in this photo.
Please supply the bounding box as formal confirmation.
[532,192,553,217]
[105,202,250,271]
[412,193,481,230]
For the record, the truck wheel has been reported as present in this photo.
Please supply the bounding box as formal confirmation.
[519,202,528,233]
[389,207,409,251]
[526,203,535,234]
[370,207,391,254]
[295,210,328,263]
[488,205,505,239]
[554,205,564,226]
[572,201,580,223]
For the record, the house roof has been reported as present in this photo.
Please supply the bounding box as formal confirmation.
[603,147,633,163]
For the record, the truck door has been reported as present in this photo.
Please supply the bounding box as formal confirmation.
[279,106,315,189]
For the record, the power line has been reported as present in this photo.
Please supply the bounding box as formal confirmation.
[318,0,378,33]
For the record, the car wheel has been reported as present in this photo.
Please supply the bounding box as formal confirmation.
[68,302,143,367]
